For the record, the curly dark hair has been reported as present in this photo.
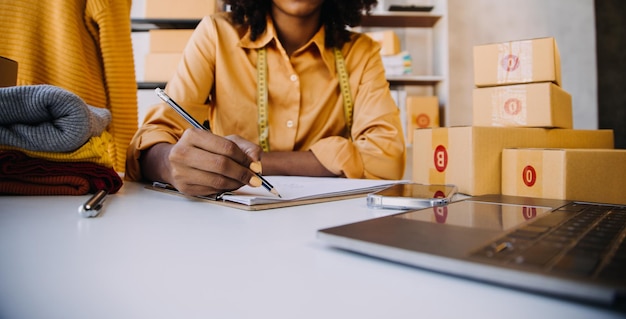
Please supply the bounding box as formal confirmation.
[223,0,378,48]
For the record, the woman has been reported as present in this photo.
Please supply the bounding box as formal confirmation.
[126,0,406,196]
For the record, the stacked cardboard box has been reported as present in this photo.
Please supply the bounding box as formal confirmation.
[365,30,400,56]
[405,96,439,144]
[144,29,194,82]
[502,148,626,205]
[412,37,616,198]
[365,30,412,76]
[143,0,216,82]
[473,37,571,128]
[145,0,216,19]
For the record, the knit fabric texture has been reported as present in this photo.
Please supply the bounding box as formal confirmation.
[0,0,138,172]
[0,150,123,195]
[0,84,111,152]
[0,131,115,168]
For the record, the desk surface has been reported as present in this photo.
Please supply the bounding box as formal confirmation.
[0,182,624,319]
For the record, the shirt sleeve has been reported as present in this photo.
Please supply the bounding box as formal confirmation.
[125,16,218,181]
[309,35,406,180]
[87,0,139,173]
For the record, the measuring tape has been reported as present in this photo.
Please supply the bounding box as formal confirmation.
[256,47,353,152]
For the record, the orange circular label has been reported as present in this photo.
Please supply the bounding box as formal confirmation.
[522,165,536,187]
[504,98,522,115]
[434,206,448,223]
[522,206,537,220]
[501,54,520,71]
[434,145,448,172]
[415,113,430,128]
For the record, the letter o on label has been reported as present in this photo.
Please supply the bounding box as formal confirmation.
[522,206,537,220]
[434,145,448,172]
[522,165,536,187]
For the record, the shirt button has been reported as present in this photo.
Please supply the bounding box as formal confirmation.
[286,120,294,128]
[290,74,298,82]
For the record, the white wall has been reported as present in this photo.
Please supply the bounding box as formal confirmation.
[447,0,597,128]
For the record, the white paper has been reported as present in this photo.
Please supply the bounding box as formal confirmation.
[221,176,405,205]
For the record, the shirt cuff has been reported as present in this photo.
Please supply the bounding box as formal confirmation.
[125,129,179,181]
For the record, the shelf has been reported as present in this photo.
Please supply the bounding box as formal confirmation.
[386,75,444,86]
[133,15,444,87]
[136,75,442,90]
[361,12,442,28]
[131,12,442,32]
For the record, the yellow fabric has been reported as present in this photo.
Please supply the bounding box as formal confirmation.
[0,0,138,173]
[126,13,405,181]
[0,131,114,168]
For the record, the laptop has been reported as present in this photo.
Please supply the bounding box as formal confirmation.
[317,194,626,308]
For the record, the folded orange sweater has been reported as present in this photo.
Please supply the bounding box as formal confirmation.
[0,150,123,195]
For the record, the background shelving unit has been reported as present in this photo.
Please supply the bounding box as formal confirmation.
[132,10,447,91]
[132,0,449,127]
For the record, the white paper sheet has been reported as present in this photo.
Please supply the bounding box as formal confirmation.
[220,176,405,205]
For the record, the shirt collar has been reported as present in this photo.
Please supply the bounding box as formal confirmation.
[238,16,337,74]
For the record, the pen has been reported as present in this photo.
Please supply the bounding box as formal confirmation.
[78,189,107,218]
[155,88,281,198]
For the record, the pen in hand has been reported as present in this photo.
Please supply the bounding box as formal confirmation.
[154,88,281,198]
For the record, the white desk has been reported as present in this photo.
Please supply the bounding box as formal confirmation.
[0,182,623,319]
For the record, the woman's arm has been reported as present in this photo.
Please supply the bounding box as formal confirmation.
[261,151,337,177]
[140,129,266,196]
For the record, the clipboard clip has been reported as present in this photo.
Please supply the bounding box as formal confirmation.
[151,181,231,201]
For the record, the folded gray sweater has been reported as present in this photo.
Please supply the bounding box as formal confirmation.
[0,84,111,152]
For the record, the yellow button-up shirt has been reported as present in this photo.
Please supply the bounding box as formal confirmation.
[126,13,405,180]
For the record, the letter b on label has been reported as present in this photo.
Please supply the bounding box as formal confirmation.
[434,145,448,172]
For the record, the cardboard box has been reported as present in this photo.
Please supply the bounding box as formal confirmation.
[502,148,626,205]
[145,0,216,19]
[472,82,572,128]
[0,56,18,87]
[406,96,439,144]
[473,37,561,87]
[149,29,195,53]
[412,127,614,196]
[365,30,401,56]
[144,53,182,82]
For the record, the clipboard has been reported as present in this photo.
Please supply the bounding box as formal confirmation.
[145,177,404,211]
[145,184,369,211]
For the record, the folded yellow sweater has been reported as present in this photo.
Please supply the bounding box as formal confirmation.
[0,0,138,172]
[0,131,114,168]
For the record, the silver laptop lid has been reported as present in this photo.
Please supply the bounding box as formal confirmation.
[317,195,626,309]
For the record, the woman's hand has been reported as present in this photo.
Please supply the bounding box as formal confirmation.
[141,129,263,196]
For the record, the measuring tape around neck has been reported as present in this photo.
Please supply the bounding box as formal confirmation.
[256,47,353,152]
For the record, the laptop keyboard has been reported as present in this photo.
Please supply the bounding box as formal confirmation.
[471,202,626,283]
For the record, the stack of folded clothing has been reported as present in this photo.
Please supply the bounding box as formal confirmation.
[0,84,123,195]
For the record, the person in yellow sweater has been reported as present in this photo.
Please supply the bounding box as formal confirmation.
[0,0,138,173]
